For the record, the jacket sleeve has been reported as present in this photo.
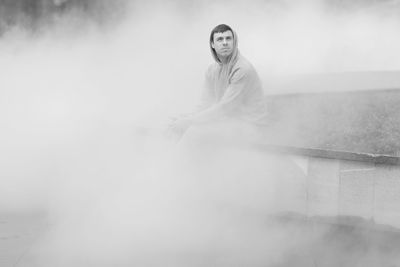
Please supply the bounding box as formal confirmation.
[195,67,215,111]
[188,65,261,123]
[218,66,253,113]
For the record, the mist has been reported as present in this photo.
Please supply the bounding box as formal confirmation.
[2,0,400,266]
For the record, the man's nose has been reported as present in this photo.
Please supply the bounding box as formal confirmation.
[222,39,228,45]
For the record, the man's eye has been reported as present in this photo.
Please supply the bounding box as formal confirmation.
[226,37,232,40]
[217,38,223,41]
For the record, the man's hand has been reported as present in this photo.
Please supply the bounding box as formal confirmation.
[169,117,192,132]
[165,117,192,140]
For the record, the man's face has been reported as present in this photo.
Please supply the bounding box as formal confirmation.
[211,30,234,59]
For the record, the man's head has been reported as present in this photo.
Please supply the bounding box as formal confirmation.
[210,24,235,63]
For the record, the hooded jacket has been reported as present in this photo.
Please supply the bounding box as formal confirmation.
[198,30,267,124]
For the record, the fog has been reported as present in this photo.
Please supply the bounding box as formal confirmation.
[2,0,400,266]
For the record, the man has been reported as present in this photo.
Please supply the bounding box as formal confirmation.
[169,24,267,139]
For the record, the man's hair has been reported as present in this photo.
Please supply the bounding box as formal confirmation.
[210,24,233,43]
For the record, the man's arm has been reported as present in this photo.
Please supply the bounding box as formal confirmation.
[167,65,255,136]
[189,66,251,123]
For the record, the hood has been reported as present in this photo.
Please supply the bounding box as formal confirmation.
[210,30,239,66]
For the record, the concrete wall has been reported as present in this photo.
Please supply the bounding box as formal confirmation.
[277,155,400,229]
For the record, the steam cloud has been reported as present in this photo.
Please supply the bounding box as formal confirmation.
[1,0,400,266]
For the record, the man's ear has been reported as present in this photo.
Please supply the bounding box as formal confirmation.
[211,41,215,49]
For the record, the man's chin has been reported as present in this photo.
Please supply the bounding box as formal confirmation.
[219,51,232,57]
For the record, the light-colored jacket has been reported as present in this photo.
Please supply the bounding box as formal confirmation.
[199,30,268,124]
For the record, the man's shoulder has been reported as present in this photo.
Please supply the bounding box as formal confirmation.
[233,55,256,74]
[207,62,220,70]
[206,63,219,75]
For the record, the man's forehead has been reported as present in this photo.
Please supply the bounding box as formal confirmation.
[213,31,233,39]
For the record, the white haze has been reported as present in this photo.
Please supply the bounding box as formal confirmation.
[1,0,400,266]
